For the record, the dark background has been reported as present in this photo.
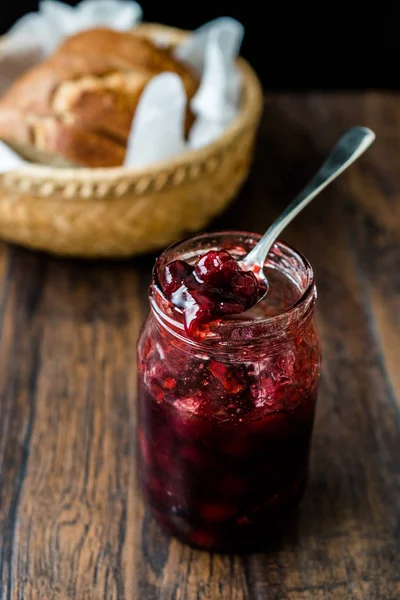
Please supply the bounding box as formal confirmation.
[1,0,397,90]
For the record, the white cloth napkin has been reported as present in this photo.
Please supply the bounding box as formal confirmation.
[0,0,244,171]
[0,142,28,174]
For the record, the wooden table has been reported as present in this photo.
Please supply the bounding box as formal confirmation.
[0,93,399,600]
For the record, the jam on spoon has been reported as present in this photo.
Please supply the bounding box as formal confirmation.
[161,127,376,339]
[161,249,265,338]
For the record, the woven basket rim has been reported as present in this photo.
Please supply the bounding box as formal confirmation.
[2,56,263,185]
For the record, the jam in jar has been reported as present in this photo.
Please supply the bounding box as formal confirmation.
[137,232,321,551]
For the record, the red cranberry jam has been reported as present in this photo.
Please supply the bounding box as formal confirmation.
[161,249,265,338]
[137,232,321,552]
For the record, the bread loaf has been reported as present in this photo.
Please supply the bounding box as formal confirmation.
[0,28,199,168]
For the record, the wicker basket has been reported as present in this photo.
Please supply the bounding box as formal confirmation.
[0,24,263,258]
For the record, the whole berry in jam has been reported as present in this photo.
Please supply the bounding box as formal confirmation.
[194,249,239,287]
[161,260,193,296]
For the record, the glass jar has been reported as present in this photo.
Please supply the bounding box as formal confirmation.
[136,231,321,551]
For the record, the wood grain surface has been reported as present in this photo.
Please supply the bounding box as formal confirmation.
[0,93,399,599]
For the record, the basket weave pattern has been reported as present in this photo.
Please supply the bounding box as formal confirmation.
[0,29,263,258]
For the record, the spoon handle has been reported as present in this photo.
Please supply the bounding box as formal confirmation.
[244,126,376,267]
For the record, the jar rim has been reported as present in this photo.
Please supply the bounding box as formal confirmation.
[151,231,316,347]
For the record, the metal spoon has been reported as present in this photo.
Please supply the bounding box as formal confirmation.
[240,126,376,298]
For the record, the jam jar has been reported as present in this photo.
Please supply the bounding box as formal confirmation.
[136,231,321,551]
